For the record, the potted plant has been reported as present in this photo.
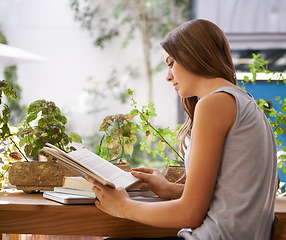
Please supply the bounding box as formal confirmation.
[8,99,83,192]
[0,81,83,192]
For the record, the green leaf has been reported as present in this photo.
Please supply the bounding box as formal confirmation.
[25,113,38,123]
[145,147,151,154]
[113,3,124,19]
[126,88,134,96]
[157,140,166,151]
[124,144,133,156]
[276,127,284,135]
[38,118,47,128]
[69,132,82,143]
[24,144,32,157]
[130,109,139,117]
[61,116,67,124]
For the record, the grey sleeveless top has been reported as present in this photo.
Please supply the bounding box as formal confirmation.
[178,87,277,240]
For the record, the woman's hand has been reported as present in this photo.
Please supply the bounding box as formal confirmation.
[131,167,184,199]
[85,175,131,218]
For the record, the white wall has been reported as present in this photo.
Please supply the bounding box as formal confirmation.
[195,0,286,34]
[0,0,178,143]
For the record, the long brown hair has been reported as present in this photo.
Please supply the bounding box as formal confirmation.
[161,19,237,156]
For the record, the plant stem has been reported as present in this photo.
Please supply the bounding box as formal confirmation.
[272,115,286,133]
[98,135,105,156]
[138,111,184,162]
[9,136,29,162]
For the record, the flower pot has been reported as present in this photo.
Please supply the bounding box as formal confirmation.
[162,165,186,184]
[113,158,131,172]
[9,161,78,193]
[114,163,131,172]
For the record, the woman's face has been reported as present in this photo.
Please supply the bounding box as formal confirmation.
[164,51,199,98]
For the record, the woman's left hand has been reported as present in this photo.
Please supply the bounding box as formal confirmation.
[85,175,131,218]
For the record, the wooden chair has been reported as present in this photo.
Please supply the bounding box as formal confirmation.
[271,215,284,240]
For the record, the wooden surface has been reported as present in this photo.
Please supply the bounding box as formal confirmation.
[2,192,286,239]
[0,191,179,238]
[274,197,286,240]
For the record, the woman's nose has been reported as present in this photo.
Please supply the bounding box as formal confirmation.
[166,73,173,81]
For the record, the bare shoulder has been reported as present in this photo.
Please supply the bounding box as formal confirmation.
[194,91,237,135]
[197,91,236,113]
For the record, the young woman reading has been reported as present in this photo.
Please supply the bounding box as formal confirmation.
[86,19,277,240]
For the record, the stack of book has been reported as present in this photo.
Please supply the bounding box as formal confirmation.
[41,143,166,204]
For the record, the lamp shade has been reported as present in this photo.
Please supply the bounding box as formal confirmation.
[0,43,47,67]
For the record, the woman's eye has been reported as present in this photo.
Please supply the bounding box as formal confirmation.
[168,61,174,67]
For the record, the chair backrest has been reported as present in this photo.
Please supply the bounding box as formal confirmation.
[271,215,284,240]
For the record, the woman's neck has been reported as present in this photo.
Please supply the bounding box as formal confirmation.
[196,77,236,98]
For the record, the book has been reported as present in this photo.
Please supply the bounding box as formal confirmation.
[53,185,161,199]
[44,189,168,204]
[62,176,94,191]
[41,143,138,189]
[43,191,95,205]
[54,186,96,198]
[62,176,141,191]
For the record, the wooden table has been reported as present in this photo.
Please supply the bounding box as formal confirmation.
[0,191,179,239]
[1,192,286,240]
[273,197,286,239]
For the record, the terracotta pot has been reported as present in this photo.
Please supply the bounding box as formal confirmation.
[114,163,131,172]
[162,165,186,184]
[9,161,78,193]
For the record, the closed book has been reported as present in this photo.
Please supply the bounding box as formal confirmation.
[53,186,168,203]
[43,191,95,205]
[62,176,93,191]
[54,186,95,198]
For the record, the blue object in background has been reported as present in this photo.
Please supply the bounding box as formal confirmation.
[238,80,286,182]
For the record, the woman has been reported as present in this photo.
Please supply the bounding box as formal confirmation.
[86,19,277,240]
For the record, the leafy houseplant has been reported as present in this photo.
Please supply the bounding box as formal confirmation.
[17,99,82,160]
[97,113,139,166]
[8,99,83,192]
[0,80,83,192]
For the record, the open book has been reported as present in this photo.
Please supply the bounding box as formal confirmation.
[41,143,139,189]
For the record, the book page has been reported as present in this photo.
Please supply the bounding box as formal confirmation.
[68,149,138,189]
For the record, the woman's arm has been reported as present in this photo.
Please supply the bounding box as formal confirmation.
[87,92,236,229]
